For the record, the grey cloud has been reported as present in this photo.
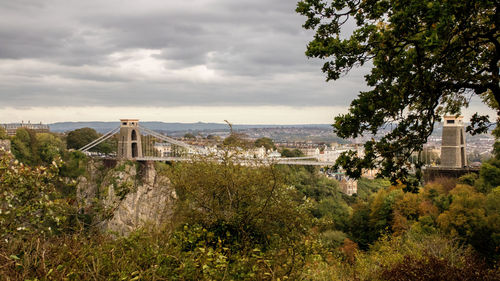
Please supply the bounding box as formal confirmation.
[0,0,366,108]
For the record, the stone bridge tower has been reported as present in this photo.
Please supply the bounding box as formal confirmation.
[441,116,467,168]
[118,119,142,159]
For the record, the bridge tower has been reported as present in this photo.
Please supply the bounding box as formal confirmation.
[441,116,467,168]
[117,119,143,159]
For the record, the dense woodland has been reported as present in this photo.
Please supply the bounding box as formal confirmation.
[0,126,499,280]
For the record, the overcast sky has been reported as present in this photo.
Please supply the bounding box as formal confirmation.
[0,0,494,124]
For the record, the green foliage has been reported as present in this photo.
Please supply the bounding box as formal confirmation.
[280,148,304,157]
[297,0,500,186]
[356,178,390,201]
[1,153,500,279]
[284,166,337,200]
[301,229,500,280]
[0,152,78,239]
[486,187,500,251]
[3,130,500,279]
[476,158,500,192]
[15,127,31,143]
[373,232,500,281]
[66,127,99,150]
[66,127,115,153]
[458,172,479,186]
[349,202,375,249]
[254,137,275,150]
[10,137,31,164]
[168,158,311,250]
[315,197,351,230]
[0,224,319,280]
[11,128,36,165]
[59,150,88,179]
[222,133,252,149]
[370,189,403,235]
[10,128,66,166]
[0,126,7,139]
[380,253,499,281]
[183,132,196,139]
[320,229,347,250]
[114,180,135,200]
[437,185,499,259]
[36,132,65,164]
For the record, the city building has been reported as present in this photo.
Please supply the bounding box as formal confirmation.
[154,143,172,157]
[362,168,379,180]
[331,171,358,196]
[318,144,365,162]
[244,146,266,158]
[267,150,281,158]
[1,121,49,136]
[339,177,358,196]
[300,147,320,156]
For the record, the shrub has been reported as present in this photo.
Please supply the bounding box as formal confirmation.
[380,253,499,281]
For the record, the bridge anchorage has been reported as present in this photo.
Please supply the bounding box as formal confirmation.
[78,119,338,166]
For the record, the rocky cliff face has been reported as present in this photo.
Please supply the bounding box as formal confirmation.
[77,160,176,235]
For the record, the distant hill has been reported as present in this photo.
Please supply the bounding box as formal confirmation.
[48,121,332,133]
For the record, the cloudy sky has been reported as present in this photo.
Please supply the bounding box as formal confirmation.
[0,0,493,124]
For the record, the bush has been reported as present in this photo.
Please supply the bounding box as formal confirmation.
[168,157,312,250]
[380,253,499,281]
[0,152,78,239]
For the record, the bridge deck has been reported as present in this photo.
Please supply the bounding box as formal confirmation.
[79,122,338,166]
[134,156,336,166]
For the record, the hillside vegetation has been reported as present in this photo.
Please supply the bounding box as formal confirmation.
[0,127,499,280]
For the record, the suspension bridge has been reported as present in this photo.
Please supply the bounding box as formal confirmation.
[78,119,338,166]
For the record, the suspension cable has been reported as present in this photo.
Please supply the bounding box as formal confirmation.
[79,126,120,152]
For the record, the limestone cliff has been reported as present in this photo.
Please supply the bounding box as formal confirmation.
[77,160,176,235]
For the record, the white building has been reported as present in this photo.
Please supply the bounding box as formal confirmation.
[154,143,172,157]
[300,147,320,157]
[318,145,365,162]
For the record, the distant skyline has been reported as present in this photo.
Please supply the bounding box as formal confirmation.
[0,1,495,124]
[0,103,494,125]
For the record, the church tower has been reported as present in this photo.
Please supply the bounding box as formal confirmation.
[117,119,143,159]
[441,116,467,168]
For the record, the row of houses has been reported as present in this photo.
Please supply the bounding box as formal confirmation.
[153,143,282,159]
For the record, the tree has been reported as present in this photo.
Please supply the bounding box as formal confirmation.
[254,137,276,150]
[0,127,7,139]
[183,133,196,139]
[222,133,252,148]
[221,120,252,149]
[436,185,496,257]
[36,133,65,164]
[11,129,66,166]
[66,128,100,150]
[475,157,500,192]
[297,0,499,190]
[66,127,114,154]
[11,128,38,165]
[168,157,311,250]
[281,148,304,158]
[0,152,76,239]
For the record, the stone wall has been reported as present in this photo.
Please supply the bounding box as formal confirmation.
[423,166,479,183]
